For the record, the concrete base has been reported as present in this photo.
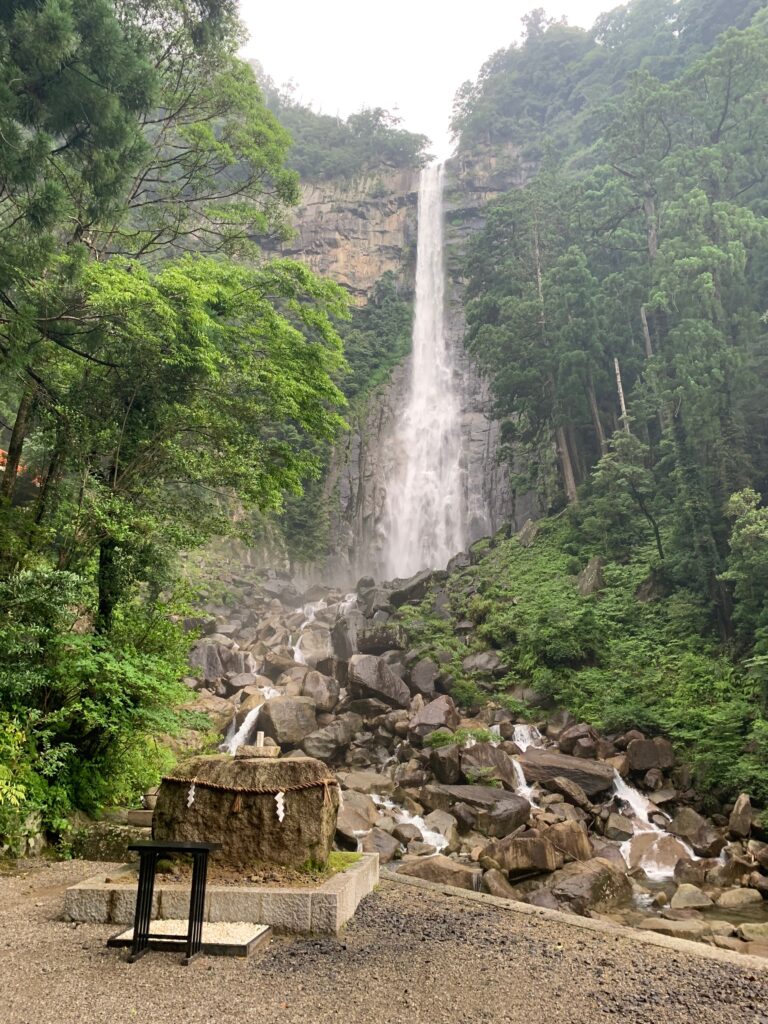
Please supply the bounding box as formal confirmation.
[107,920,271,958]
[64,853,378,935]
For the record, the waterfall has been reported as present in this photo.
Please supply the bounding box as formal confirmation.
[611,770,696,880]
[381,163,466,579]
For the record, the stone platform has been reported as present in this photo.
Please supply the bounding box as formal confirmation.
[63,853,378,935]
[107,920,271,958]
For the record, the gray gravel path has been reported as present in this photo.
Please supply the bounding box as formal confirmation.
[2,859,768,1024]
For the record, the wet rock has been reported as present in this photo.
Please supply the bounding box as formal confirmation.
[263,650,299,681]
[296,628,334,668]
[447,551,471,573]
[543,775,592,810]
[430,743,462,785]
[670,883,713,909]
[392,823,422,844]
[408,840,437,856]
[480,835,564,876]
[640,918,710,940]
[397,853,480,890]
[519,748,615,797]
[301,670,340,712]
[259,696,317,747]
[604,813,634,842]
[668,807,726,857]
[360,587,393,617]
[348,654,411,709]
[548,857,632,915]
[409,658,439,698]
[423,809,460,853]
[362,827,401,863]
[728,793,752,838]
[626,738,661,772]
[409,695,460,742]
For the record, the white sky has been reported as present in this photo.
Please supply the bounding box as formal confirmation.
[239,0,616,158]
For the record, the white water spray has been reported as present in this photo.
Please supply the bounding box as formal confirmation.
[381,164,466,579]
[612,770,695,880]
[513,724,544,751]
[220,685,280,755]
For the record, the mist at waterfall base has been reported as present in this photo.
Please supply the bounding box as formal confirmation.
[380,164,467,581]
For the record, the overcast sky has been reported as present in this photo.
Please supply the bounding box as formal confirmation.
[239,0,616,158]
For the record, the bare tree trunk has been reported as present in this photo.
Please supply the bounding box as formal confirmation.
[643,189,658,263]
[639,305,654,359]
[555,425,578,504]
[1,387,34,500]
[587,374,607,455]
[614,357,630,433]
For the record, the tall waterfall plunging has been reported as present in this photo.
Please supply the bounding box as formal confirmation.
[380,164,466,579]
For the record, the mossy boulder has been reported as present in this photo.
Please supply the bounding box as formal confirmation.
[153,754,339,871]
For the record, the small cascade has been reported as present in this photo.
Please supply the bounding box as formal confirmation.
[220,685,281,755]
[612,770,695,880]
[513,724,544,751]
[338,592,358,616]
[373,796,448,854]
[291,599,327,665]
[511,759,538,806]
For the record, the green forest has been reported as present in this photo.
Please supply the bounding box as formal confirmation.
[2,0,768,849]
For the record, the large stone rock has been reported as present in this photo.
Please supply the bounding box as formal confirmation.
[423,810,460,853]
[409,658,439,698]
[294,628,333,668]
[409,695,460,742]
[153,754,338,870]
[549,857,632,915]
[430,743,462,784]
[357,623,408,655]
[669,806,726,857]
[343,770,394,796]
[544,820,592,862]
[483,867,522,900]
[461,651,506,678]
[460,742,521,791]
[576,556,605,596]
[519,747,615,797]
[259,696,317,747]
[544,775,592,810]
[301,713,363,762]
[348,654,410,709]
[626,738,661,772]
[729,793,752,838]
[397,854,480,890]
[188,641,226,682]
[558,723,598,755]
[301,670,339,712]
[480,835,564,876]
[604,813,634,842]
[420,784,530,838]
[389,569,436,607]
[362,827,401,864]
[670,883,713,909]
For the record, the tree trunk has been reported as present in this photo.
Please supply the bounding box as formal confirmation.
[34,433,66,526]
[643,188,658,263]
[1,387,34,500]
[97,538,120,633]
[555,425,578,504]
[587,374,607,455]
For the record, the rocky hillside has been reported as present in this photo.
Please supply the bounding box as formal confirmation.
[177,533,768,957]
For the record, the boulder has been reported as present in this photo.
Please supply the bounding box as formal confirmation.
[483,868,522,900]
[409,658,439,698]
[738,922,768,942]
[543,775,592,810]
[188,641,226,682]
[259,696,317,747]
[362,827,401,864]
[549,857,632,915]
[519,748,615,797]
[480,835,564,876]
[430,743,462,785]
[729,793,752,839]
[393,823,422,844]
[389,569,435,607]
[397,854,480,891]
[348,654,410,709]
[420,784,530,838]
[516,519,539,548]
[409,695,460,742]
[558,723,598,756]
[294,628,333,668]
[461,651,506,678]
[153,754,338,870]
[669,807,726,857]
[546,710,579,741]
[544,820,592,862]
[460,742,521,791]
[301,670,340,712]
[357,623,408,655]
[423,809,460,853]
[716,888,763,908]
[626,738,661,772]
[576,556,605,596]
[301,713,363,762]
[604,813,634,842]
[653,736,676,769]
[640,918,710,940]
[670,883,713,909]
[360,587,393,617]
[343,770,394,796]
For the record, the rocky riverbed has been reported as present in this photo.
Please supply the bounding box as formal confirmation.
[173,557,768,957]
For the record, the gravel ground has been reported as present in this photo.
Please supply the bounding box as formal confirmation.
[2,859,768,1024]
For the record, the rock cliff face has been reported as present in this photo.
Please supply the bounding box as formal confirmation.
[267,169,419,303]
[282,149,540,583]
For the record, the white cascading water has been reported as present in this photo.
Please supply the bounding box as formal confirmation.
[513,724,544,751]
[612,770,696,880]
[381,163,466,579]
[220,685,281,755]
